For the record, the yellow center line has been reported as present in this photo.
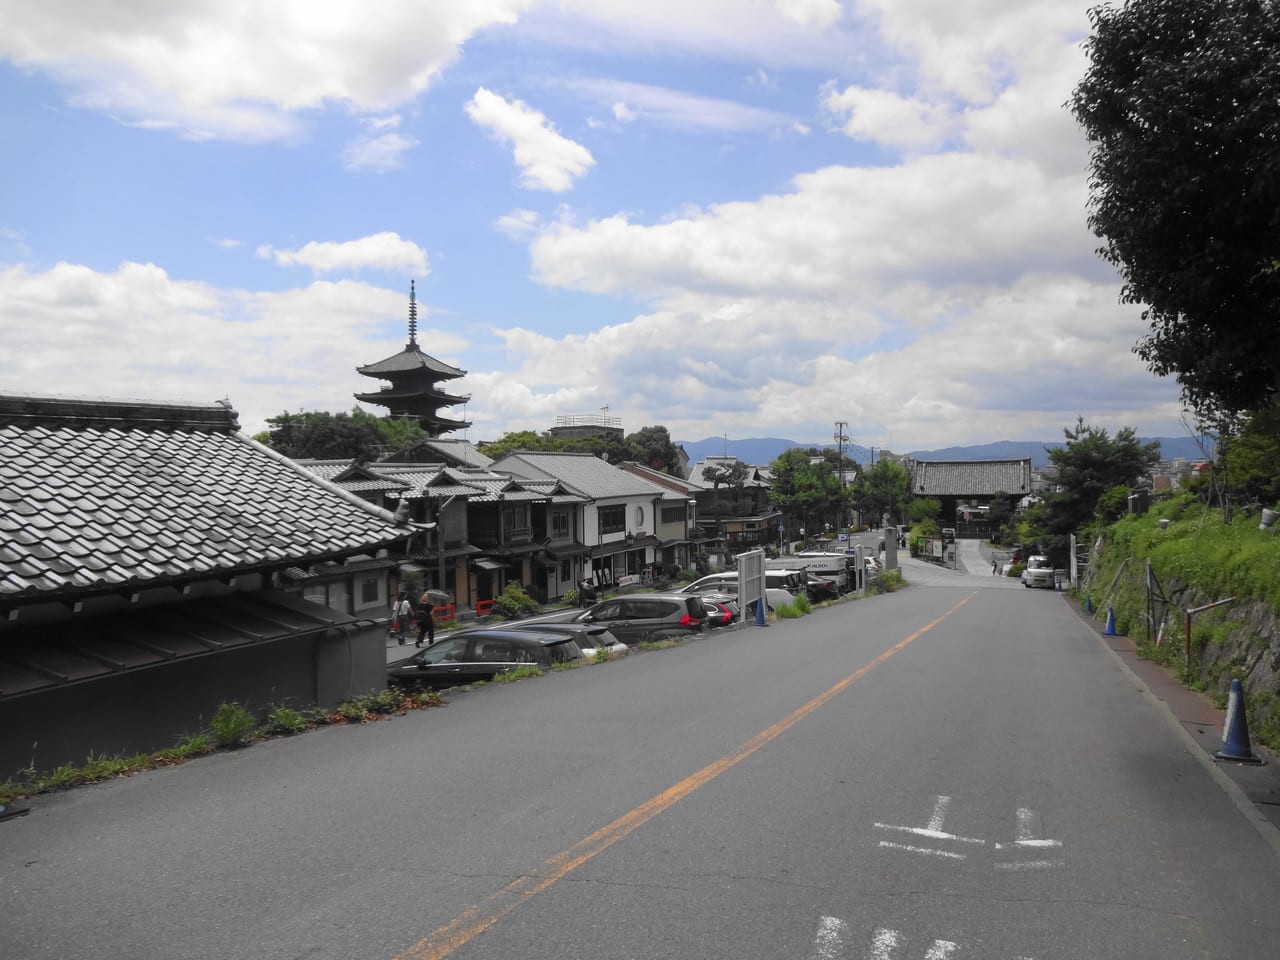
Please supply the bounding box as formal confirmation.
[395,593,974,960]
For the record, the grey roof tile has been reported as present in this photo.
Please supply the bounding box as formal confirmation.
[0,394,412,602]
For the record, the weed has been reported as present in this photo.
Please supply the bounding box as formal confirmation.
[262,706,308,736]
[173,734,213,758]
[211,701,256,748]
[336,700,369,723]
[551,659,580,671]
[636,638,681,651]
[494,665,542,683]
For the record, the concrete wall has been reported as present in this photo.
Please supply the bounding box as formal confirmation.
[0,623,385,779]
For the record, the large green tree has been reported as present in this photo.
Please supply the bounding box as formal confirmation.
[768,450,846,540]
[1026,417,1161,563]
[853,459,909,527]
[1071,0,1280,420]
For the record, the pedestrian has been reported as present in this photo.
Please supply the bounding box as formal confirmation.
[393,592,412,644]
[416,589,435,647]
[992,559,999,576]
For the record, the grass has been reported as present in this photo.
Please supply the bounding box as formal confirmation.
[493,665,544,683]
[1081,494,1280,749]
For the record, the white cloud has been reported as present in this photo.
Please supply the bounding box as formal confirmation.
[495,209,542,242]
[566,78,794,133]
[0,1,533,141]
[341,115,419,172]
[822,85,956,151]
[0,261,466,436]
[465,87,595,193]
[257,232,429,276]
[612,102,636,123]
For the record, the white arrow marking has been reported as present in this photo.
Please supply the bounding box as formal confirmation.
[807,916,850,960]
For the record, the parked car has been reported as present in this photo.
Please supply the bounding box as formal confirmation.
[387,629,584,689]
[500,621,628,657]
[568,593,710,645]
[801,572,840,602]
[864,556,883,576]
[1023,555,1055,589]
[699,593,738,627]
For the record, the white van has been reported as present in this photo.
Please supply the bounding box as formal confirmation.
[678,571,800,610]
[771,554,849,592]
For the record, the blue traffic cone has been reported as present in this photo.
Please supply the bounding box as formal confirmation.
[1084,595,1093,615]
[755,597,767,627]
[1103,605,1116,635]
[1216,678,1264,764]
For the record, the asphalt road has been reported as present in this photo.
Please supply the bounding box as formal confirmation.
[4,556,1279,960]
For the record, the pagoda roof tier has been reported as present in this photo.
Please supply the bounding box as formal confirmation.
[357,344,465,380]
[354,385,470,406]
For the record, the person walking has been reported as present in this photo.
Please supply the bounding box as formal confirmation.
[992,559,999,576]
[392,592,412,644]
[416,589,435,647]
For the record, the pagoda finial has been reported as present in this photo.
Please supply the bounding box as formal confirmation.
[407,280,418,348]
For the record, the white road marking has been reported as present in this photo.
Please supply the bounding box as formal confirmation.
[926,795,951,832]
[924,941,959,959]
[808,916,850,960]
[995,859,1064,871]
[869,927,902,959]
[877,841,968,860]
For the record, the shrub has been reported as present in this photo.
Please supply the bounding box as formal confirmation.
[262,706,308,736]
[211,701,256,748]
[336,700,369,723]
[490,583,542,621]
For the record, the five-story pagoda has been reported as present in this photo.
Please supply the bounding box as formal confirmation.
[355,282,471,437]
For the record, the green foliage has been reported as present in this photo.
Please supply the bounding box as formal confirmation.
[1071,0,1280,419]
[263,409,384,461]
[490,583,542,620]
[906,500,941,523]
[211,701,256,748]
[768,449,848,536]
[262,706,308,736]
[494,665,543,683]
[336,700,369,723]
[1223,400,1280,507]
[477,424,680,471]
[853,459,909,527]
[173,733,213,758]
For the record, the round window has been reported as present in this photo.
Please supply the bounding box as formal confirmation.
[635,505,644,525]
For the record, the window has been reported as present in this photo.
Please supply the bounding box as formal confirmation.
[551,510,570,538]
[661,504,686,524]
[598,504,625,535]
[360,577,379,603]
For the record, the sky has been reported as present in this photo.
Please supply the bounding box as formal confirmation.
[0,0,1193,451]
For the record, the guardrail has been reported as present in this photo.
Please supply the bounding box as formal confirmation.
[475,599,495,617]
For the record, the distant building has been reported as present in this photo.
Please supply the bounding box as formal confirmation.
[547,412,624,441]
[354,281,471,437]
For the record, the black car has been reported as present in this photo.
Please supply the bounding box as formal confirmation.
[802,573,840,602]
[569,593,709,645]
[387,629,584,689]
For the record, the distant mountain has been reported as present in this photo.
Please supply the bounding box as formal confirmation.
[677,435,1213,471]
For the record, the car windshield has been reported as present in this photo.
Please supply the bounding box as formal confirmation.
[1029,557,1052,569]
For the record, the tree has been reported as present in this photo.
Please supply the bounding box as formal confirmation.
[625,425,681,474]
[1071,0,1280,420]
[853,459,909,527]
[265,410,383,461]
[703,459,751,520]
[1026,417,1161,564]
[768,450,845,541]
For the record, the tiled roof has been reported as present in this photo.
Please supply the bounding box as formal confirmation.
[378,437,493,468]
[491,451,668,499]
[356,344,465,379]
[910,459,1033,497]
[687,457,770,489]
[0,395,412,602]
[292,459,352,481]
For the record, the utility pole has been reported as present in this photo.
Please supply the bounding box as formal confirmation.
[834,421,849,540]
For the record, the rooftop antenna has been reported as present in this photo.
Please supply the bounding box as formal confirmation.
[407,280,418,348]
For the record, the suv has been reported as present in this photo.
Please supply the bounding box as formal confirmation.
[1023,555,1055,589]
[569,593,709,645]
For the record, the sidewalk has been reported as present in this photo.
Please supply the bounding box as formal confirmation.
[1067,593,1280,848]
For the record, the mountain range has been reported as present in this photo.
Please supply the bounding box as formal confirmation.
[676,436,1214,471]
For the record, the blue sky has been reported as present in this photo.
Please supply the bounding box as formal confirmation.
[0,1,1192,449]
